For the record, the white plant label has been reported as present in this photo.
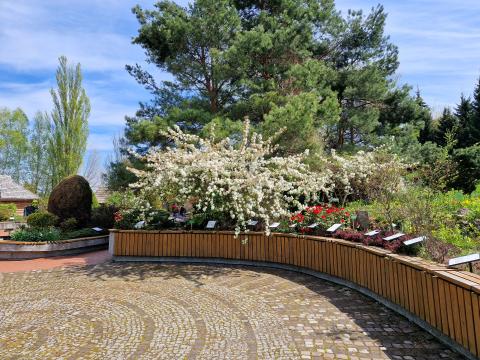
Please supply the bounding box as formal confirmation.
[364,230,380,236]
[383,233,405,241]
[327,223,342,232]
[134,221,145,229]
[308,223,319,228]
[92,227,103,232]
[247,220,258,226]
[449,253,480,266]
[206,220,217,229]
[403,236,426,246]
[269,222,280,228]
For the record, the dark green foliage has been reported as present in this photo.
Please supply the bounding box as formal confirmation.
[26,211,58,228]
[469,78,480,145]
[146,209,173,230]
[416,90,435,144]
[11,227,61,242]
[62,228,107,239]
[90,204,117,229]
[435,108,458,146]
[59,217,78,232]
[114,209,143,230]
[451,145,480,193]
[103,160,138,191]
[455,94,474,147]
[0,203,17,221]
[48,175,93,226]
[186,213,208,230]
[120,0,402,160]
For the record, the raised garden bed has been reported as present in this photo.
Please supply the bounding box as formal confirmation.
[0,235,109,260]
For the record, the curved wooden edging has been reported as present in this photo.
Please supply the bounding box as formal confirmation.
[0,235,109,259]
[109,230,480,359]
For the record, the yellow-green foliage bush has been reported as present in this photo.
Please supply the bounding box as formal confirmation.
[0,203,16,221]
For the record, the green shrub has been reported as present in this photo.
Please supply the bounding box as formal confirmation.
[186,213,208,229]
[27,211,58,228]
[92,193,100,209]
[114,209,143,230]
[146,209,173,230]
[0,203,17,221]
[451,145,480,193]
[11,227,61,242]
[48,175,93,226]
[90,204,117,229]
[62,228,106,239]
[59,217,78,232]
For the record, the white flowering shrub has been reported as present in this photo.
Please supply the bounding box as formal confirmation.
[325,147,409,204]
[129,120,332,235]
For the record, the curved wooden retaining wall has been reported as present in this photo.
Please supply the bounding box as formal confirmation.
[110,230,480,359]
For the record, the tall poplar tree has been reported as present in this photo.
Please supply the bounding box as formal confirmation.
[46,56,90,188]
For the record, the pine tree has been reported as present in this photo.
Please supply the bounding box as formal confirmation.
[468,77,480,145]
[435,108,458,147]
[454,94,473,146]
[415,89,434,143]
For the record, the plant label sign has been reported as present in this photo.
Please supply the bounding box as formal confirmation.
[247,220,258,226]
[308,223,319,228]
[403,236,426,246]
[206,220,217,229]
[92,227,103,232]
[269,222,280,228]
[448,253,480,267]
[364,230,380,236]
[289,224,297,228]
[134,221,145,229]
[327,223,342,232]
[383,233,405,241]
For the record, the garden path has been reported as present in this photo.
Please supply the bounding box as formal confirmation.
[0,261,463,359]
[0,250,110,273]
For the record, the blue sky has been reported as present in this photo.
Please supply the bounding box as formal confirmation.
[1,0,480,168]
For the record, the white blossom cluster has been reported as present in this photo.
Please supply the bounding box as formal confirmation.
[129,120,332,235]
[325,147,408,203]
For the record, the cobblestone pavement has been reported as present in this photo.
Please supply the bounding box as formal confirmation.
[0,262,463,359]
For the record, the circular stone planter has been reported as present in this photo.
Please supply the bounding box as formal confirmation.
[0,235,109,260]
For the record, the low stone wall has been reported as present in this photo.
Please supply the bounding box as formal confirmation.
[110,230,480,359]
[0,235,109,260]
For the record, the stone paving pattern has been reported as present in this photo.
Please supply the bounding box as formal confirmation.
[0,262,464,359]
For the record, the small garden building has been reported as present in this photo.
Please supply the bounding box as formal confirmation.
[0,175,38,216]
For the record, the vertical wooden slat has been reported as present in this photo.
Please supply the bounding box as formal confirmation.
[463,291,477,357]
[415,270,425,320]
[449,283,462,345]
[456,287,468,350]
[425,273,435,327]
[471,293,480,357]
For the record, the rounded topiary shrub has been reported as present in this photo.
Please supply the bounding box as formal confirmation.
[48,175,93,226]
[27,211,58,228]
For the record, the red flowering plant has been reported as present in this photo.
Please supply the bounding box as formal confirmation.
[289,204,351,234]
